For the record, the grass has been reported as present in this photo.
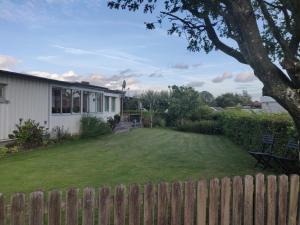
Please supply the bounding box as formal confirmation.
[0,128,266,196]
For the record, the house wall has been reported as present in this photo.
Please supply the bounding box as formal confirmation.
[0,75,49,141]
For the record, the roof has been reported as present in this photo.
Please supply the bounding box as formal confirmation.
[0,69,123,94]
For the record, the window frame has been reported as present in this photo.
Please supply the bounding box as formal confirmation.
[111,97,116,112]
[51,87,62,114]
[104,96,110,112]
[72,89,81,114]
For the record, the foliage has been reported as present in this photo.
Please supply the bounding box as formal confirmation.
[8,119,48,150]
[140,90,170,113]
[190,105,215,121]
[215,91,252,108]
[177,120,222,135]
[168,85,203,124]
[80,116,112,138]
[199,91,215,106]
[142,112,166,128]
[51,126,72,143]
[123,97,139,111]
[218,110,298,155]
[107,114,121,130]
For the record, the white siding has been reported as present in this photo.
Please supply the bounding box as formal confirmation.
[0,75,49,141]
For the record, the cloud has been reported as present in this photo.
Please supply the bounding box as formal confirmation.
[234,71,256,83]
[148,72,163,78]
[212,72,233,83]
[172,63,189,70]
[192,63,202,68]
[187,81,205,88]
[0,55,18,70]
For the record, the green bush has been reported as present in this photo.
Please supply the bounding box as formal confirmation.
[177,120,222,135]
[218,110,298,155]
[142,112,166,128]
[80,116,112,138]
[8,119,48,150]
[107,114,121,129]
[51,126,72,143]
[190,105,215,121]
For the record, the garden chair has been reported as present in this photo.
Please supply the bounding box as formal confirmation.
[272,139,300,174]
[248,134,275,169]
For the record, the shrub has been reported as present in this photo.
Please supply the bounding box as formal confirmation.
[80,116,112,138]
[107,114,121,129]
[218,110,298,155]
[51,126,72,143]
[177,120,222,135]
[190,105,215,121]
[142,112,166,128]
[8,119,48,150]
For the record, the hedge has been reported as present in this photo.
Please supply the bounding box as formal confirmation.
[176,120,222,135]
[218,110,298,155]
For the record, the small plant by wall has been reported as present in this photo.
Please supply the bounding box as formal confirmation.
[80,116,112,138]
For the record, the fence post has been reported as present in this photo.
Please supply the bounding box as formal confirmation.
[255,174,265,225]
[129,184,140,225]
[99,187,110,225]
[288,175,299,225]
[171,181,181,225]
[11,193,25,225]
[0,194,4,225]
[144,183,154,225]
[184,181,195,225]
[267,176,277,225]
[82,188,95,225]
[209,178,220,225]
[66,188,78,225]
[197,180,207,225]
[232,176,243,225]
[157,182,169,225]
[48,190,61,225]
[220,177,231,225]
[278,175,288,225]
[244,175,254,225]
[29,191,44,225]
[114,185,125,225]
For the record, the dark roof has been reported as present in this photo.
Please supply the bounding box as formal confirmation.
[0,70,123,94]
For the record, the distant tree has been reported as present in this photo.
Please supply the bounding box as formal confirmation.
[123,96,139,111]
[199,91,215,106]
[215,91,253,108]
[168,85,203,124]
[140,90,170,127]
[107,0,300,138]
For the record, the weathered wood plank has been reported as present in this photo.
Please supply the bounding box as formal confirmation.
[278,175,288,225]
[220,177,231,225]
[232,176,243,225]
[99,187,110,225]
[197,180,207,225]
[48,190,61,225]
[184,181,195,225]
[129,184,140,225]
[82,188,94,225]
[66,188,78,225]
[244,175,254,225]
[0,194,5,225]
[267,176,277,225]
[255,174,265,225]
[157,182,169,225]
[114,185,125,225]
[30,191,44,225]
[11,193,25,225]
[171,182,181,225]
[209,178,220,225]
[288,175,299,225]
[144,183,154,225]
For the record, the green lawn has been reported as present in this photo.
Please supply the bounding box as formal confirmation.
[0,128,265,195]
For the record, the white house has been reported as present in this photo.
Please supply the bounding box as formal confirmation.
[261,96,287,113]
[0,70,123,142]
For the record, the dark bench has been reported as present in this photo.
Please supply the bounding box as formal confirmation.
[248,134,275,169]
[272,139,300,174]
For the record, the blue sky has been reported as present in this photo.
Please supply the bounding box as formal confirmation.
[0,0,263,99]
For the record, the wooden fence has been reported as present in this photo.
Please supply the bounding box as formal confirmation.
[0,174,299,225]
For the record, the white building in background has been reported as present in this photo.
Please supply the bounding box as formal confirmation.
[261,96,287,113]
[0,70,123,142]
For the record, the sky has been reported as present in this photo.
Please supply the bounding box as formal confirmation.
[0,0,264,99]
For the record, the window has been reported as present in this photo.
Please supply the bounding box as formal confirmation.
[105,96,110,112]
[52,88,61,113]
[111,97,116,112]
[83,91,89,113]
[89,92,96,113]
[0,84,7,103]
[96,93,103,112]
[62,89,72,113]
[72,90,81,113]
